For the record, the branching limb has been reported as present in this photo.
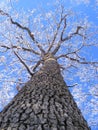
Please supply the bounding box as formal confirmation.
[56,42,85,59]
[52,25,85,55]
[14,50,42,74]
[22,47,40,55]
[57,54,98,66]
[0,9,45,55]
[14,51,34,76]
[47,8,68,53]
[61,26,85,42]
[0,45,40,55]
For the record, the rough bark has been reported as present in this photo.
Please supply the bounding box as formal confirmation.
[0,54,90,130]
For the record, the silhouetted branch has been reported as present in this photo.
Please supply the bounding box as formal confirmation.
[52,26,85,55]
[67,83,78,87]
[52,42,61,55]
[47,11,68,53]
[61,26,85,42]
[32,60,41,72]
[60,18,67,41]
[56,42,85,59]
[1,45,40,55]
[1,44,42,73]
[57,54,98,66]
[0,9,45,55]
[14,51,34,76]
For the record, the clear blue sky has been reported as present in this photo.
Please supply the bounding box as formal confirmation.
[0,0,98,130]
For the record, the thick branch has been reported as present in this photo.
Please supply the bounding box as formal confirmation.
[60,18,67,41]
[52,42,61,55]
[32,60,41,72]
[14,51,34,76]
[0,9,45,55]
[15,51,42,73]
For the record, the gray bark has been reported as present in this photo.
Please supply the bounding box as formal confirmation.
[0,55,90,130]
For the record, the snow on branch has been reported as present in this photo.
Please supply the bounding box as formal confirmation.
[13,50,42,75]
[0,45,40,55]
[13,51,34,76]
[56,54,98,67]
[61,26,85,41]
[0,9,45,55]
[47,9,68,53]
[52,25,85,55]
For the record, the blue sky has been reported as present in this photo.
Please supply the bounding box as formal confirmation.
[0,0,98,130]
[13,0,98,61]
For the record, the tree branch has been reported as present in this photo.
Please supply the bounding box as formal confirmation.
[52,25,85,55]
[14,51,34,76]
[56,42,85,59]
[60,18,67,41]
[67,83,78,87]
[0,9,45,55]
[61,26,85,42]
[0,45,40,55]
[32,60,41,72]
[57,54,98,66]
[47,11,68,53]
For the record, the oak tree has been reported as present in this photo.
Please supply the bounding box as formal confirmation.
[0,0,98,129]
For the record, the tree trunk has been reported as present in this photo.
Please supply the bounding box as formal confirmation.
[0,55,90,130]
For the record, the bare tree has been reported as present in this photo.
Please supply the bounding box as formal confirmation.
[0,0,98,128]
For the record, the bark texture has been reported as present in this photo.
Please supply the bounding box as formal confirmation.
[0,54,90,130]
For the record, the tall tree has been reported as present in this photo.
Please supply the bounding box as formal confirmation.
[0,53,91,130]
[0,0,98,128]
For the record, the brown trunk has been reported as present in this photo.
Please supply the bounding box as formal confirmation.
[0,55,90,130]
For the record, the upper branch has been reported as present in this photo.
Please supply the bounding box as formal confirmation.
[61,26,85,41]
[0,45,40,55]
[47,10,68,53]
[52,25,85,55]
[0,9,45,55]
[56,54,98,67]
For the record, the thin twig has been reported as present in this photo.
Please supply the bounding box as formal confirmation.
[57,54,98,66]
[1,45,40,55]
